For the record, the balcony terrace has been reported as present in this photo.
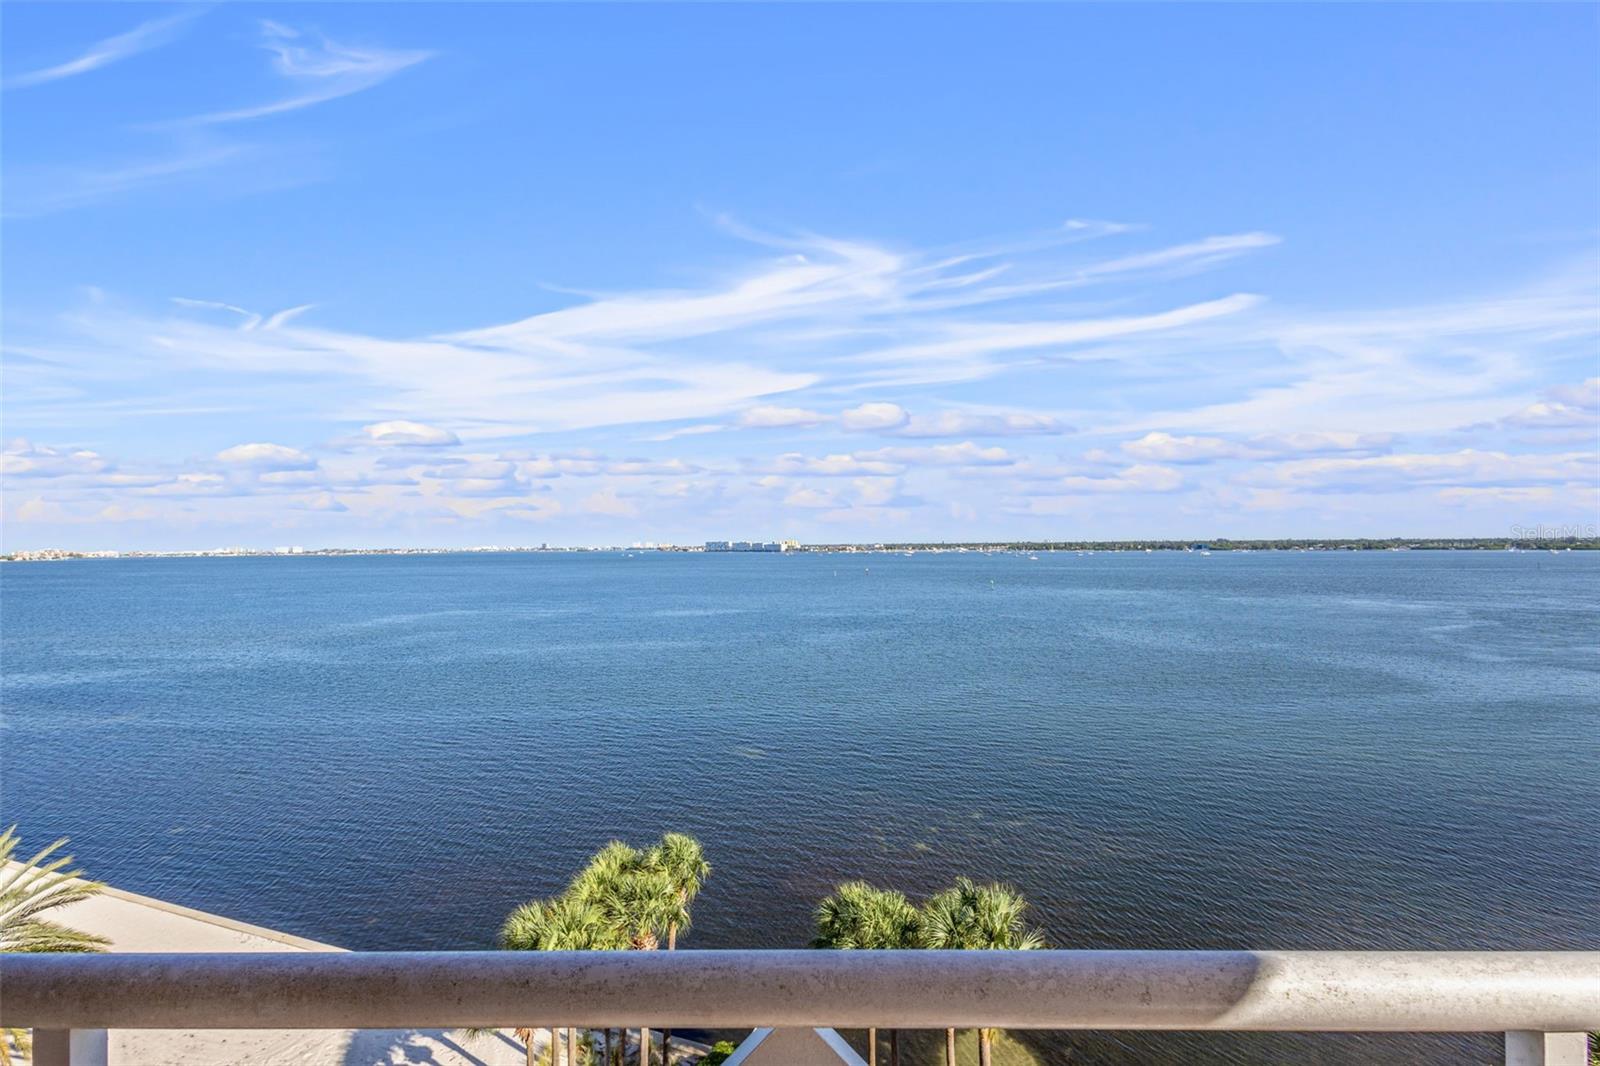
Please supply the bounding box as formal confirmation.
[1,870,1594,1066]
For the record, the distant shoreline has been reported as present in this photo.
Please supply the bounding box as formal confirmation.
[5,536,1598,562]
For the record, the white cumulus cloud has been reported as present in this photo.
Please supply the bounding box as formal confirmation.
[839,402,910,431]
[215,443,316,470]
[859,442,1015,467]
[1122,431,1394,463]
[1054,464,1184,494]
[768,453,902,476]
[361,420,460,446]
[738,405,827,428]
[895,411,1064,438]
[2,439,112,478]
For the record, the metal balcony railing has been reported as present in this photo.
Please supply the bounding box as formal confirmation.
[3,949,1596,1065]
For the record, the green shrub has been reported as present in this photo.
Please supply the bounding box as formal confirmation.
[702,1039,738,1064]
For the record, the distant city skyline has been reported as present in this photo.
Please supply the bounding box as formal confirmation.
[3,3,1597,550]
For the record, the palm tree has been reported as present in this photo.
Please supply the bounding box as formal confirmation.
[1,827,109,1066]
[552,900,624,1066]
[568,843,643,913]
[650,834,708,951]
[568,841,641,1066]
[502,896,623,1065]
[919,880,1044,1066]
[568,841,681,1065]
[500,898,563,1066]
[812,882,920,1066]
[650,833,709,1064]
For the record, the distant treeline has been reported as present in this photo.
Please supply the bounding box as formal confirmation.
[803,537,1600,552]
[9,537,1600,563]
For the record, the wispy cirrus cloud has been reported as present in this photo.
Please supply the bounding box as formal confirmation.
[5,8,201,89]
[1135,262,1600,438]
[1078,232,1280,280]
[171,296,265,331]
[155,21,432,127]
[8,224,1267,439]
[5,18,428,217]
[4,145,253,218]
[846,292,1263,374]
[9,218,1596,545]
[1242,449,1596,494]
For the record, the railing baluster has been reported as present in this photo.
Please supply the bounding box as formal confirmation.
[1506,1030,1591,1066]
[26,1028,108,1066]
[31,1030,71,1066]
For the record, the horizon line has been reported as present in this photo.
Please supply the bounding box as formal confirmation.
[6,533,1599,561]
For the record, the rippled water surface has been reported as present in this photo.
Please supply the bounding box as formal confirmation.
[4,551,1597,1063]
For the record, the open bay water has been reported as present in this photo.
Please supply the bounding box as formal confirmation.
[3,550,1597,1064]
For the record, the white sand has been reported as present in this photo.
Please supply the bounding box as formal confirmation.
[11,865,722,1064]
[17,869,538,1065]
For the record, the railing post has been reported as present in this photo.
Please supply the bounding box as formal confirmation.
[1506,1031,1590,1066]
[27,1028,107,1066]
[31,1030,70,1066]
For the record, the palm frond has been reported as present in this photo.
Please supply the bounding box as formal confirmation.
[919,879,1044,950]
[4,1024,31,1065]
[0,827,108,955]
[500,899,553,950]
[813,882,920,949]
[652,833,711,905]
[5,917,110,953]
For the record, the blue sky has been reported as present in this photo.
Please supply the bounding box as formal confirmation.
[3,3,1597,549]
